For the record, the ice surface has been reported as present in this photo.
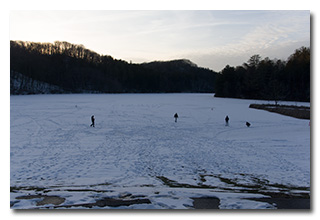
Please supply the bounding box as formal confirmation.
[10,94,310,209]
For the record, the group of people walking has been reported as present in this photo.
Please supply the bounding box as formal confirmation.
[173,113,251,127]
[174,113,250,127]
[225,115,251,127]
[89,113,251,128]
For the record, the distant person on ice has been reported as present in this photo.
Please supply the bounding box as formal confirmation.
[225,115,229,126]
[174,113,179,123]
[90,115,95,127]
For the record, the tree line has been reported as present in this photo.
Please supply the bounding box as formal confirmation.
[10,41,217,94]
[10,41,310,102]
[214,47,310,103]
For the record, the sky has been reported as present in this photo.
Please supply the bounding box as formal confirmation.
[10,10,310,72]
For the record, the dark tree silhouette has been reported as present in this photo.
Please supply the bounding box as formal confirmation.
[10,41,217,94]
[215,47,310,102]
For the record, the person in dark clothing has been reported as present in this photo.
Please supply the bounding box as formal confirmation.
[174,113,179,123]
[246,122,251,127]
[90,115,95,127]
[225,115,229,126]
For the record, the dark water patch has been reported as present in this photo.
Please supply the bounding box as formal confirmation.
[246,197,310,209]
[192,197,220,209]
[15,195,65,206]
[55,197,151,209]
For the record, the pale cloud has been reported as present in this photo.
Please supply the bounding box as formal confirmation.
[174,11,310,70]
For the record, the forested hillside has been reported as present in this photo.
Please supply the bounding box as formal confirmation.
[141,59,216,92]
[215,47,310,102]
[10,41,309,102]
[10,41,217,94]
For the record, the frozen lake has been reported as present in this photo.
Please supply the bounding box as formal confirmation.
[10,93,310,209]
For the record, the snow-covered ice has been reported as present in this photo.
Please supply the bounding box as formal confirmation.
[10,93,310,209]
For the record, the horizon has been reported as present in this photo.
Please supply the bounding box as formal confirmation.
[10,10,310,72]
